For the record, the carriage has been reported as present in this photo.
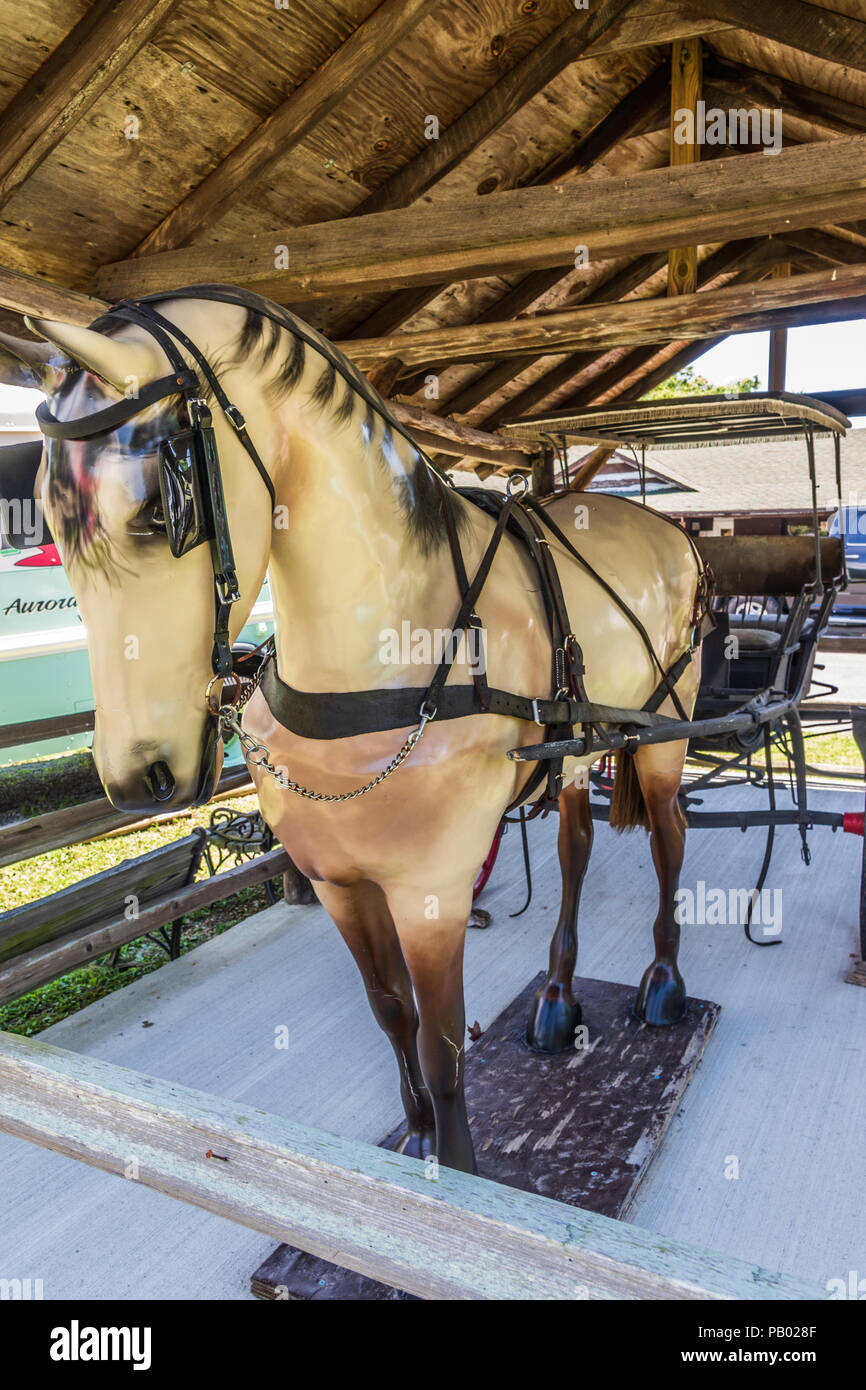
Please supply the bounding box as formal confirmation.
[495,391,866,961]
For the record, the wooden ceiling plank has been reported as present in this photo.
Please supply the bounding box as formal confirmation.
[351,0,635,218]
[132,0,441,258]
[95,134,866,303]
[0,0,182,212]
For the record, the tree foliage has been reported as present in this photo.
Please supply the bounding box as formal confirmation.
[642,366,760,399]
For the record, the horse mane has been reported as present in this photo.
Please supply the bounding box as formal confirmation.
[218,286,459,556]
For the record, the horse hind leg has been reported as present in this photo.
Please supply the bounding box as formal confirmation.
[632,739,689,1026]
[526,780,593,1053]
[313,879,436,1158]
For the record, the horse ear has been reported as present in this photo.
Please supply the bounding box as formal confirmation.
[0,329,60,391]
[24,316,167,394]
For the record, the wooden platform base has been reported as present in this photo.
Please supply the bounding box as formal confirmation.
[250,973,721,1300]
[845,957,866,986]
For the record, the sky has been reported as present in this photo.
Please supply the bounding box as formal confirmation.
[2,319,866,424]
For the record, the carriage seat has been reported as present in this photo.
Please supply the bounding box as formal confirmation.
[732,627,782,652]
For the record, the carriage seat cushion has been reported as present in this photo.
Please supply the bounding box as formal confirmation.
[734,626,782,652]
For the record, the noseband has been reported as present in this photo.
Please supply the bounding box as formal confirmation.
[34,298,276,684]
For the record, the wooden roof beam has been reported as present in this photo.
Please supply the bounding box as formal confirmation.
[0,264,106,325]
[341,263,866,370]
[0,0,182,213]
[344,60,670,342]
[95,135,866,304]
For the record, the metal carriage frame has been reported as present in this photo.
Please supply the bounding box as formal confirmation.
[500,392,866,962]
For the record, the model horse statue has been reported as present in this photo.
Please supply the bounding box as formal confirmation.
[0,288,702,1175]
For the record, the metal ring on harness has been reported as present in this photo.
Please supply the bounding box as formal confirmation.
[506,473,528,498]
[205,672,242,715]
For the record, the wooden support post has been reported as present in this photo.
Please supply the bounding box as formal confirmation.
[668,38,703,296]
[769,261,791,391]
[532,447,557,497]
[0,1030,825,1299]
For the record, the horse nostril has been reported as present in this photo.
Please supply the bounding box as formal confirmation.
[144,760,175,802]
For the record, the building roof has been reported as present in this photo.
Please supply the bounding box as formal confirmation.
[610,428,866,516]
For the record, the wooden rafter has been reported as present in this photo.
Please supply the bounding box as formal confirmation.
[477,240,770,429]
[341,263,866,370]
[701,0,866,77]
[705,55,866,140]
[0,0,182,212]
[95,135,866,303]
[431,253,669,418]
[582,0,733,57]
[131,0,441,257]
[0,264,106,325]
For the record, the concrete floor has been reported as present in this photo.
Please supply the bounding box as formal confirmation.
[0,780,864,1300]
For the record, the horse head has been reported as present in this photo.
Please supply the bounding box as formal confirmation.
[0,299,275,813]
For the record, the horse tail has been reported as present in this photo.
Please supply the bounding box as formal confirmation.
[609,748,688,833]
[609,749,648,831]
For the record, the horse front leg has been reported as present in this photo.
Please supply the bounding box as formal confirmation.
[386,886,476,1175]
[526,779,593,1052]
[633,739,689,1026]
[313,879,436,1158]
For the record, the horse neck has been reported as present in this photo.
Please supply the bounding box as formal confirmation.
[266,409,459,693]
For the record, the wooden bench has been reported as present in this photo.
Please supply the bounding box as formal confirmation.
[0,832,290,1006]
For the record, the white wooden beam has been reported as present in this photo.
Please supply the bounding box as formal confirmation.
[0,1030,824,1301]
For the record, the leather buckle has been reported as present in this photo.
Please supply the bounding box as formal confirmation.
[225,404,246,431]
[216,570,241,604]
[531,698,546,724]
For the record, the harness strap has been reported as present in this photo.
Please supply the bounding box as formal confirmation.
[111,300,277,509]
[36,370,198,438]
[522,494,691,722]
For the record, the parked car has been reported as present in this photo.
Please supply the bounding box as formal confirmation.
[828,507,866,628]
[0,533,274,768]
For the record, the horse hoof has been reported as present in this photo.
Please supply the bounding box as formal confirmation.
[393,1127,437,1160]
[525,983,581,1053]
[634,961,687,1026]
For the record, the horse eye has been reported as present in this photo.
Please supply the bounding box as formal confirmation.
[128,499,166,537]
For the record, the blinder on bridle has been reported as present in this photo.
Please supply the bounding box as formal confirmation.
[34,299,276,684]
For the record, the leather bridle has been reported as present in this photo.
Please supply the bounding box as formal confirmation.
[35,298,276,687]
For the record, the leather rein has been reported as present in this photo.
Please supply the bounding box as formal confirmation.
[32,286,707,813]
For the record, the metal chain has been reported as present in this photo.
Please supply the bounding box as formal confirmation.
[216,703,434,801]
[209,641,436,801]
